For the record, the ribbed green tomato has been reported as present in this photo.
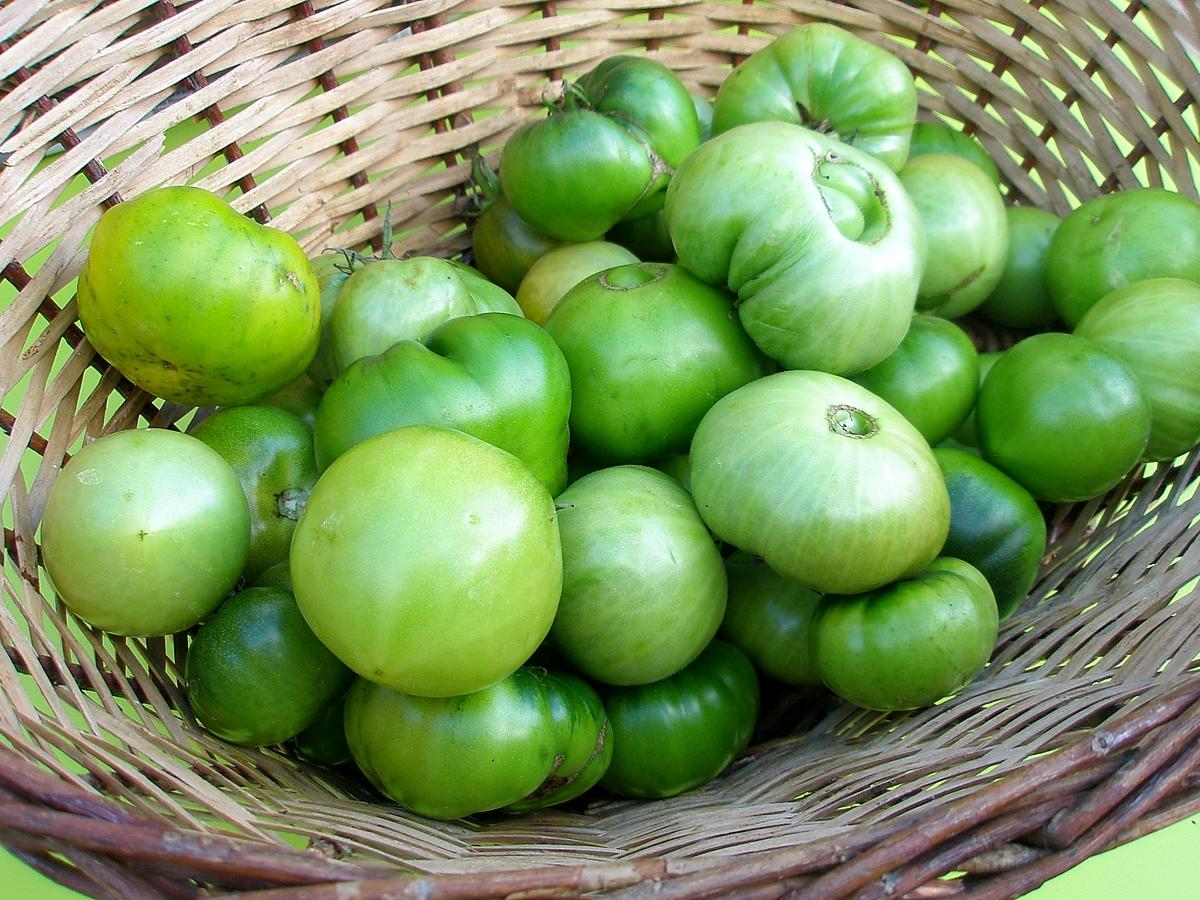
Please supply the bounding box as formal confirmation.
[813,557,998,711]
[976,206,1061,329]
[690,371,950,595]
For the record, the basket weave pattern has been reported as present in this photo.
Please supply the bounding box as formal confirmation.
[3,1,1200,896]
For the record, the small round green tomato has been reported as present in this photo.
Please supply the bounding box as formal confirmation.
[976,333,1151,502]
[899,153,1008,318]
[849,315,979,446]
[185,587,352,747]
[544,263,767,463]
[719,554,822,687]
[1046,187,1200,327]
[78,186,320,407]
[40,429,250,637]
[515,241,638,325]
[290,425,562,698]
[813,557,999,711]
[471,194,561,294]
[552,466,726,686]
[1074,278,1200,461]
[948,350,1001,449]
[600,640,759,799]
[907,122,1000,184]
[292,693,351,767]
[934,448,1047,620]
[343,671,557,820]
[976,206,1061,329]
[607,209,674,263]
[190,405,318,580]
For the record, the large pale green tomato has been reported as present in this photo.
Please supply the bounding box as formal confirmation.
[665,122,924,374]
[78,186,320,406]
[290,426,562,697]
[689,371,950,595]
[40,429,250,637]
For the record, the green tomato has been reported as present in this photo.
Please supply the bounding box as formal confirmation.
[552,466,726,685]
[263,373,322,430]
[976,206,1061,329]
[712,23,918,170]
[690,370,950,595]
[949,350,1001,449]
[719,554,822,687]
[1074,278,1200,461]
[290,426,562,698]
[315,312,571,493]
[78,186,320,406]
[544,263,767,463]
[666,122,924,374]
[813,557,998,711]
[908,122,1000,184]
[40,429,250,637]
[606,210,675,263]
[899,153,1008,318]
[292,693,351,767]
[330,257,520,372]
[306,252,362,388]
[253,560,293,592]
[976,333,1151,502]
[515,241,638,325]
[691,92,714,143]
[471,194,561,294]
[600,640,759,799]
[934,448,1047,620]
[849,315,979,445]
[1046,187,1200,326]
[190,405,318,580]
[185,587,352,746]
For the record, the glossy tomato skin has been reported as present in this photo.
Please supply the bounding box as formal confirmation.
[471,194,561,294]
[545,263,767,463]
[185,587,352,747]
[666,122,924,374]
[719,554,823,687]
[314,312,571,493]
[899,154,1008,318]
[690,371,950,595]
[1046,187,1200,326]
[849,315,979,446]
[552,466,726,686]
[78,186,320,407]
[1074,278,1200,462]
[515,241,638,325]
[711,23,917,170]
[600,640,759,799]
[976,333,1151,502]
[41,429,250,637]
[907,122,1000,184]
[190,405,318,580]
[976,206,1061,329]
[290,426,562,698]
[813,557,998,711]
[934,448,1047,620]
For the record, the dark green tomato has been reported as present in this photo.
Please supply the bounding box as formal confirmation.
[976,333,1151,502]
[907,122,1000,184]
[500,110,657,242]
[185,587,353,746]
[190,405,318,580]
[552,466,727,686]
[712,23,917,170]
[976,206,1061,329]
[691,92,714,143]
[515,241,638,325]
[292,693,351,767]
[253,560,292,592]
[900,154,1008,318]
[607,209,675,263]
[343,670,557,820]
[1046,187,1200,327]
[849,315,979,446]
[544,263,767,463]
[719,554,822,687]
[1075,278,1200,461]
[665,122,924,374]
[263,373,322,430]
[471,194,561,295]
[307,253,361,388]
[330,257,520,373]
[934,448,1047,620]
[949,350,1001,449]
[600,640,759,799]
[813,557,998,711]
[505,670,612,812]
[315,312,571,493]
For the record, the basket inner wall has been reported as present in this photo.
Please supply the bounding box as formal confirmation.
[2,0,1200,874]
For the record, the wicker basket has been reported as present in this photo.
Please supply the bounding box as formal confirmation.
[3,1,1200,896]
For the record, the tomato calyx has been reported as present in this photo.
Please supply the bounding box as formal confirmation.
[826,404,879,439]
[598,263,667,291]
[275,488,310,522]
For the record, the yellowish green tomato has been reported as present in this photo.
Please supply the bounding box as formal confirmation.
[515,241,638,325]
